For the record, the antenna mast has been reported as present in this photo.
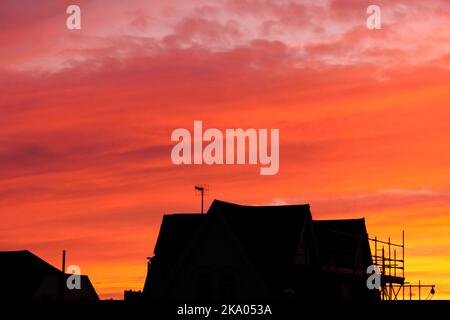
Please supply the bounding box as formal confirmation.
[194,184,209,214]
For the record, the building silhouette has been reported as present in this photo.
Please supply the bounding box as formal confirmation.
[143,200,379,302]
[0,250,98,301]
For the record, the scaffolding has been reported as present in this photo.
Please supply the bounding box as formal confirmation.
[369,231,436,300]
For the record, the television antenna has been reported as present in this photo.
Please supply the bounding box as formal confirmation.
[194,184,209,214]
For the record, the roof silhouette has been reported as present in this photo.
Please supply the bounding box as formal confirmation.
[207,200,312,291]
[0,250,98,301]
[0,250,60,300]
[313,219,373,273]
[143,199,377,301]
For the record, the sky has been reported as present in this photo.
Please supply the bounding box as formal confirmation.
[1,0,450,300]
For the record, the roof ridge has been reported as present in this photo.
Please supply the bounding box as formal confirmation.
[210,199,310,210]
[314,218,365,222]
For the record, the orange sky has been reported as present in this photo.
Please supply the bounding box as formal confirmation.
[1,0,450,299]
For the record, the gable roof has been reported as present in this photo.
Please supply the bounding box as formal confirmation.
[144,213,206,295]
[0,250,99,301]
[147,199,314,296]
[0,250,60,300]
[153,213,205,261]
[207,200,313,291]
[313,219,373,273]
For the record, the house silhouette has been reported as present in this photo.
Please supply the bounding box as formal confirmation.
[143,199,379,302]
[0,250,98,301]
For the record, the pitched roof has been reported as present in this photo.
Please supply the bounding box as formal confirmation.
[0,250,98,301]
[0,250,61,300]
[153,213,205,261]
[207,200,312,288]
[313,219,373,273]
[144,213,206,294]
[146,200,314,296]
